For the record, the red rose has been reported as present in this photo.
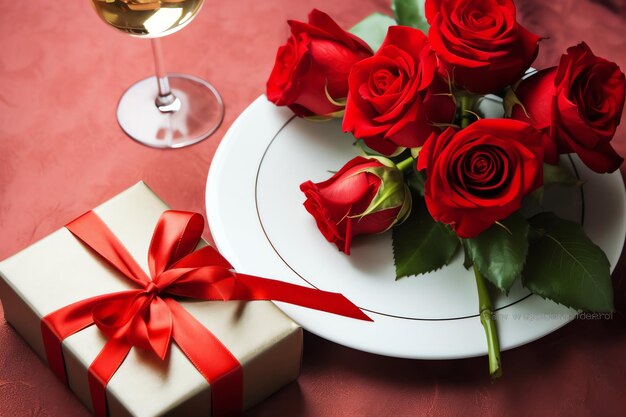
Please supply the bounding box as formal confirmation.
[512,42,625,173]
[426,0,540,94]
[300,156,411,254]
[266,9,373,118]
[417,119,544,238]
[342,25,455,156]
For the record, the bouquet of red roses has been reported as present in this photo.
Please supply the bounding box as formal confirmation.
[266,0,624,377]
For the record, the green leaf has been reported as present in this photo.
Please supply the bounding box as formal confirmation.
[464,213,529,294]
[462,241,473,270]
[349,13,396,52]
[528,186,544,205]
[391,0,429,33]
[392,195,460,279]
[543,162,582,187]
[405,166,425,196]
[529,163,581,205]
[523,212,614,312]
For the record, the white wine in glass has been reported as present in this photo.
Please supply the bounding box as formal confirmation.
[91,0,224,148]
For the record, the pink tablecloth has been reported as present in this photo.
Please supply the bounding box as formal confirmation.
[1,1,625,416]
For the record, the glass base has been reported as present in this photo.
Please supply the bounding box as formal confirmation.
[116,73,224,148]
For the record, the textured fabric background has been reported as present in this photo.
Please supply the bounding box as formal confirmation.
[0,0,625,416]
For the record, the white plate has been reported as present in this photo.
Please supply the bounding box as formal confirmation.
[206,96,626,359]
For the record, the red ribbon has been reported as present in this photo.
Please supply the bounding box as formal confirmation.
[40,210,371,417]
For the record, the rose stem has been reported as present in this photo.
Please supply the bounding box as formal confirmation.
[474,264,502,378]
[460,94,472,129]
[396,157,414,174]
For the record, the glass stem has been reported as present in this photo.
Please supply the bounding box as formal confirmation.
[151,38,180,112]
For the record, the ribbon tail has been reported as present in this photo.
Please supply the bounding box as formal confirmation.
[88,337,133,417]
[165,299,243,417]
[234,274,373,322]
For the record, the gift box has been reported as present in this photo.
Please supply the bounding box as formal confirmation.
[0,182,304,417]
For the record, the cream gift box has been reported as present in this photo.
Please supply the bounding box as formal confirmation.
[0,182,303,417]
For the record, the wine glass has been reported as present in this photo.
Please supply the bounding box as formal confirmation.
[91,0,223,148]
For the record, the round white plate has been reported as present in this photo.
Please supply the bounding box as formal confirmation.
[206,95,626,359]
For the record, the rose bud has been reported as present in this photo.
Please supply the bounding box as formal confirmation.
[417,119,544,238]
[511,42,625,173]
[300,156,411,254]
[426,0,541,94]
[343,25,455,156]
[266,9,373,118]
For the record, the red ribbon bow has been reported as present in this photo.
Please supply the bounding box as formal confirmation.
[40,210,371,417]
